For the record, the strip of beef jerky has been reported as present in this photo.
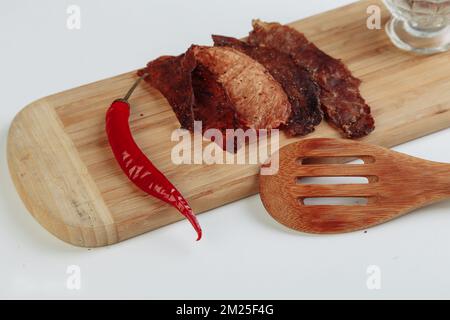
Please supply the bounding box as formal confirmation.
[212,34,322,136]
[138,54,196,130]
[248,20,375,138]
[192,64,242,152]
[191,64,238,132]
[138,49,240,135]
[189,45,291,130]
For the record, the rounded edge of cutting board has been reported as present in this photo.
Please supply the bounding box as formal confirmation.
[7,97,119,247]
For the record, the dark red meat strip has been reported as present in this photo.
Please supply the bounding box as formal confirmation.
[138,54,196,130]
[248,20,375,138]
[138,50,239,137]
[191,64,238,133]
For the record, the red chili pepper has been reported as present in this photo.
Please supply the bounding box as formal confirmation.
[105,75,202,240]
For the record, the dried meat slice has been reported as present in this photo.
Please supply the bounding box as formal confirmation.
[212,34,322,136]
[189,45,291,130]
[139,49,241,134]
[138,54,196,130]
[248,19,375,138]
[191,63,238,133]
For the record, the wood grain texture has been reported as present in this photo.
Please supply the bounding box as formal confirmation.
[7,98,118,246]
[259,138,450,233]
[7,0,450,246]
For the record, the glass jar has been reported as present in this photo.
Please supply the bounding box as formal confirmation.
[383,0,450,54]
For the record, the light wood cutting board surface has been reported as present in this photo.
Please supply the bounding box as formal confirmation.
[7,0,450,247]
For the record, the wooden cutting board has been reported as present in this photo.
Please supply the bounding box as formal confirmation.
[7,0,450,247]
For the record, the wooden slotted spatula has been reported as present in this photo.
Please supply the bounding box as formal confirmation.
[259,138,450,234]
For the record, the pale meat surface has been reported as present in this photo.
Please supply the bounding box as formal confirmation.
[190,45,291,130]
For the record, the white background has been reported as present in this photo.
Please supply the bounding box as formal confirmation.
[1,0,450,299]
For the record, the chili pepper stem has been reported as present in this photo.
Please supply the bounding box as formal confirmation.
[122,73,149,102]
